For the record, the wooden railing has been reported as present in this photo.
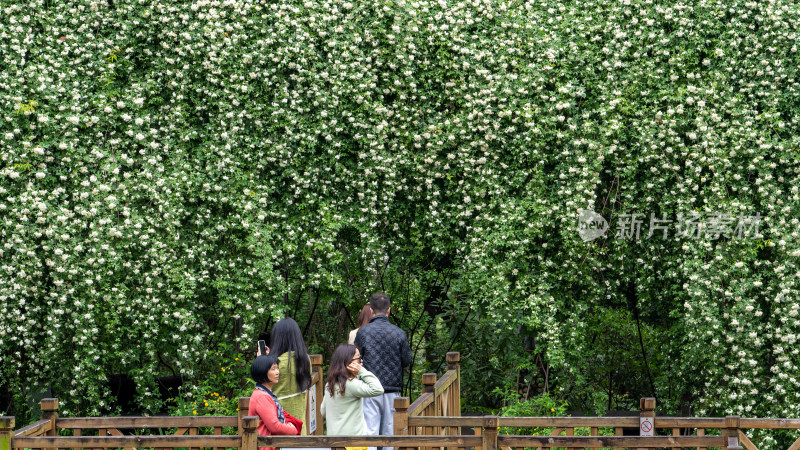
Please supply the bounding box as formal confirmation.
[7,354,325,449]
[0,414,748,450]
[393,398,800,450]
[5,410,800,450]
[6,352,800,450]
[394,351,462,443]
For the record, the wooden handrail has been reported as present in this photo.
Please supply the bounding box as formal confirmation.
[408,392,434,417]
[739,418,800,429]
[262,435,482,447]
[406,415,797,429]
[498,435,726,448]
[12,435,241,448]
[11,413,798,450]
[7,428,744,450]
[56,416,238,428]
[433,370,458,397]
[654,417,727,428]
[13,420,50,437]
[500,417,639,427]
[408,416,485,427]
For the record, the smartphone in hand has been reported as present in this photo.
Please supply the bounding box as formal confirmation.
[257,340,268,356]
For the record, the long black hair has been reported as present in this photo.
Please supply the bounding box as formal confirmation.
[325,344,357,397]
[269,318,312,391]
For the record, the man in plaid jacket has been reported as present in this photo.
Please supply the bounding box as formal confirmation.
[354,293,412,450]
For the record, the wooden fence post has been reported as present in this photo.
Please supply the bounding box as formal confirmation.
[41,398,58,450]
[241,416,258,450]
[422,374,436,394]
[481,416,498,450]
[421,373,437,450]
[394,397,411,450]
[422,373,436,416]
[726,416,743,450]
[394,397,410,435]
[639,398,656,450]
[446,352,461,417]
[0,417,14,450]
[311,354,324,435]
[238,397,250,435]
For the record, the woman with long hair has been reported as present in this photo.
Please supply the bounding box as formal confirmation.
[264,318,312,434]
[348,304,373,345]
[320,344,384,435]
[248,355,300,450]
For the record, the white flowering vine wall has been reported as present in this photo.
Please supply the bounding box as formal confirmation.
[1,0,799,443]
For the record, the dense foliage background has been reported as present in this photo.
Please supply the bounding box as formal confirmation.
[2,0,799,446]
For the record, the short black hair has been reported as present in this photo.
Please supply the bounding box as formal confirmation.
[369,292,391,314]
[251,355,280,384]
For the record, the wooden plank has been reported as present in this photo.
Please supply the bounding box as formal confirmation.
[213,426,223,450]
[787,435,800,450]
[739,419,800,429]
[429,404,438,450]
[56,417,237,429]
[434,371,459,396]
[41,399,58,450]
[104,428,135,450]
[2,417,16,450]
[409,393,435,417]
[482,417,498,450]
[448,425,459,450]
[409,417,485,427]
[565,426,579,450]
[500,417,640,428]
[550,428,564,436]
[14,420,51,437]
[698,428,706,450]
[12,435,240,448]
[261,435,484,447]
[657,418,727,428]
[738,431,758,450]
[497,435,725,448]
[189,426,199,450]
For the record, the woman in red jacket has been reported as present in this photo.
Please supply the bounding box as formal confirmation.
[248,355,300,450]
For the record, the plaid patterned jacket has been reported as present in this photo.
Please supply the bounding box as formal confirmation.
[354,315,412,393]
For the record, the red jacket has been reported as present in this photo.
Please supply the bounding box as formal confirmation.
[248,388,299,450]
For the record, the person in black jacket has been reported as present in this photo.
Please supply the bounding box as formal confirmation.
[354,292,412,450]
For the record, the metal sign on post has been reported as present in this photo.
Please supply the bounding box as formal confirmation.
[308,387,317,433]
[640,417,654,436]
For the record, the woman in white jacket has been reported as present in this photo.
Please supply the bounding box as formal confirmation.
[320,344,384,435]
